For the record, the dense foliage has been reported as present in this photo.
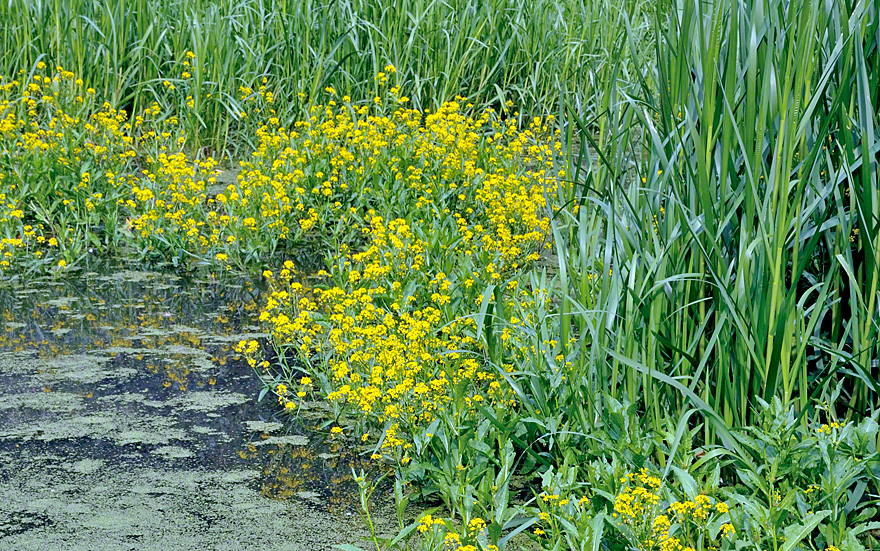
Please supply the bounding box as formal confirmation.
[0,0,655,156]
[1,0,878,549]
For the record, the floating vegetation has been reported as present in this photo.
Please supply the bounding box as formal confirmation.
[2,0,879,548]
[0,270,393,549]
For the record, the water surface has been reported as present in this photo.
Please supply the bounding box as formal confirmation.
[0,270,390,550]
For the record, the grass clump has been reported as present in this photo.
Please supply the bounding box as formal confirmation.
[1,0,879,549]
[244,0,880,548]
[0,0,655,156]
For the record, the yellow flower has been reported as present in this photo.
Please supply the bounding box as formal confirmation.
[417,514,433,533]
[467,517,486,535]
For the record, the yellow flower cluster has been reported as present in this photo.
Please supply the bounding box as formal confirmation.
[259,243,514,458]
[416,513,496,551]
[531,486,595,544]
[417,513,447,533]
[0,64,222,272]
[613,470,733,551]
[228,96,556,261]
[614,469,663,522]
[0,67,143,269]
[127,153,223,254]
[816,421,841,435]
[246,97,563,458]
[2,60,562,278]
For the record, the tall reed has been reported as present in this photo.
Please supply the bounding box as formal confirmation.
[0,0,654,156]
[555,0,879,449]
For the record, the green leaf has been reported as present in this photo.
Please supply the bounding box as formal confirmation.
[474,284,496,342]
[499,516,537,547]
[670,466,699,500]
[591,513,605,551]
[780,511,830,551]
[387,520,420,547]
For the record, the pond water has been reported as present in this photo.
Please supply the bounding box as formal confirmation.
[0,270,393,550]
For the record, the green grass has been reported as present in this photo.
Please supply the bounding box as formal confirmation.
[0,0,656,157]
[2,0,879,547]
[556,0,879,439]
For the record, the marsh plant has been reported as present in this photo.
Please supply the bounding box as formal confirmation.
[0,0,656,156]
[1,0,878,549]
[247,0,880,548]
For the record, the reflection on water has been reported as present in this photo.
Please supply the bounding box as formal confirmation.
[0,270,388,549]
[0,270,260,388]
[246,426,372,511]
